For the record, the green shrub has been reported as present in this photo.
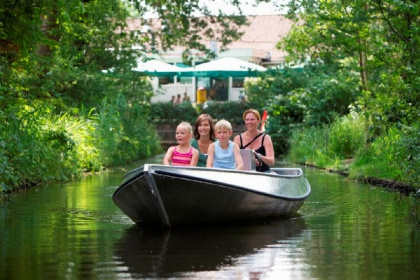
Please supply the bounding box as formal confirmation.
[198,101,261,124]
[150,101,262,125]
[327,114,365,159]
[350,126,404,181]
[394,124,420,187]
[150,102,199,124]
[0,97,162,192]
[0,105,81,191]
[350,124,420,187]
[288,125,332,168]
[288,113,366,169]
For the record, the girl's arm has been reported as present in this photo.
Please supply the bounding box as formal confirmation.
[233,143,244,170]
[206,144,215,168]
[163,147,175,165]
[190,148,199,166]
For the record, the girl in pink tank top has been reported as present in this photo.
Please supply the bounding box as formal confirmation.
[163,122,199,166]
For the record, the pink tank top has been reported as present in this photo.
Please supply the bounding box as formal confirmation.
[171,147,193,166]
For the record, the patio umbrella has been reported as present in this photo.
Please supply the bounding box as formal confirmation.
[133,59,183,77]
[179,57,267,78]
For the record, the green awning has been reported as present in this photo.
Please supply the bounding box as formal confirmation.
[178,57,267,78]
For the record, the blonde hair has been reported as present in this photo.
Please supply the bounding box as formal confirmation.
[177,122,193,135]
[242,109,261,122]
[214,119,232,132]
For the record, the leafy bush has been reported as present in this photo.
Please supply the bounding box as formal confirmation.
[350,124,420,187]
[264,90,306,155]
[246,66,360,156]
[150,102,199,124]
[288,113,366,169]
[288,125,330,168]
[327,114,366,159]
[198,101,261,124]
[394,124,420,187]
[350,126,404,182]
[0,96,162,193]
[150,101,262,125]
[1,104,80,192]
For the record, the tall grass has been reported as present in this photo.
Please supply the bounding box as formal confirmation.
[94,94,162,166]
[288,113,420,189]
[289,113,365,169]
[350,124,420,187]
[1,98,162,193]
[1,105,80,192]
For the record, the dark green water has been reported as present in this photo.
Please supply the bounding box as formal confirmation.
[1,156,419,280]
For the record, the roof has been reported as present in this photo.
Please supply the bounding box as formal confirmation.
[126,15,293,66]
[225,15,293,63]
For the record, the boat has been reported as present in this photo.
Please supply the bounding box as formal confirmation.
[112,163,311,227]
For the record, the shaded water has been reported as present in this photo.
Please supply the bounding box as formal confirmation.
[1,157,419,280]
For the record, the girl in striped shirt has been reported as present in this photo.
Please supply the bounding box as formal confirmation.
[163,122,199,166]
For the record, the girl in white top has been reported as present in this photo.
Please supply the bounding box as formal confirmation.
[206,119,243,170]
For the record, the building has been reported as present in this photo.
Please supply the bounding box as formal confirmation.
[126,15,294,102]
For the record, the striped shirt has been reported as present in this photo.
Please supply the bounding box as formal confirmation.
[172,147,193,166]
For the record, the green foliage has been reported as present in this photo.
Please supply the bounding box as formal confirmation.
[150,102,199,124]
[149,101,262,126]
[246,65,360,155]
[327,113,366,159]
[394,124,420,187]
[350,126,405,182]
[199,101,261,124]
[246,68,307,109]
[0,98,162,192]
[281,0,420,128]
[0,104,80,191]
[287,125,331,168]
[351,124,420,187]
[96,94,162,166]
[126,1,247,63]
[288,113,420,189]
[288,113,366,170]
[1,0,251,192]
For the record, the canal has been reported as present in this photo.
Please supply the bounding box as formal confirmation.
[1,156,419,280]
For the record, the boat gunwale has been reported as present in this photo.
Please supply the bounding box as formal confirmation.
[153,169,311,201]
[145,164,305,178]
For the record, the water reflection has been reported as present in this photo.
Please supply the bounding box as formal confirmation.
[2,161,420,280]
[114,218,307,278]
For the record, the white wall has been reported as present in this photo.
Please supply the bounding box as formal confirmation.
[151,83,195,103]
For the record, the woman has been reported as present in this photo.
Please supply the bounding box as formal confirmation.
[190,114,216,167]
[233,109,275,172]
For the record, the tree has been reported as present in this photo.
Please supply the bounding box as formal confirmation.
[0,0,254,190]
[280,0,420,126]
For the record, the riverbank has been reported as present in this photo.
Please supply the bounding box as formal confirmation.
[287,114,420,195]
[301,160,418,196]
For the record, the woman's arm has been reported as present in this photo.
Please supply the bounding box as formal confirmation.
[233,143,244,170]
[206,144,215,168]
[257,134,275,166]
